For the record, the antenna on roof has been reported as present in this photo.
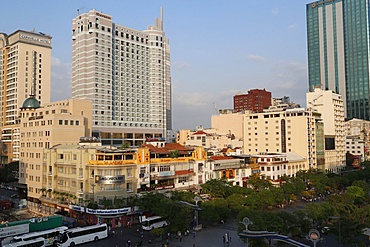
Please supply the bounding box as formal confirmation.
[213,102,218,115]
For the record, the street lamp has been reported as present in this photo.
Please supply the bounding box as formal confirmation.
[240,217,253,247]
[329,216,341,247]
[307,229,321,247]
[193,196,201,230]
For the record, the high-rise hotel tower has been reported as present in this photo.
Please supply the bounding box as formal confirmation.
[0,30,51,162]
[72,9,171,146]
[307,0,370,120]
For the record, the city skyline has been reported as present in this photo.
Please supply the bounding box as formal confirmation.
[1,0,309,130]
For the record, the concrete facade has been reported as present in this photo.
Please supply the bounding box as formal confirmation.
[19,98,92,200]
[71,9,171,146]
[0,30,52,162]
[306,88,346,172]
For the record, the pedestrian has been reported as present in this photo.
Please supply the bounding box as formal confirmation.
[223,235,225,244]
[116,244,119,247]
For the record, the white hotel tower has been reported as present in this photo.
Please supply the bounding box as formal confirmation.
[72,9,171,146]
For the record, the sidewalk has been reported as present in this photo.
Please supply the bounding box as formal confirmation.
[113,219,245,247]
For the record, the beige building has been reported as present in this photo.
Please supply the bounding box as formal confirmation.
[306,88,346,172]
[72,9,171,146]
[19,98,92,200]
[0,30,52,162]
[39,143,207,207]
[211,108,321,169]
[43,144,137,207]
[178,127,243,151]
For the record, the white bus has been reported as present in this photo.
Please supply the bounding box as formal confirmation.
[4,237,45,247]
[57,223,107,247]
[141,216,169,231]
[10,227,68,246]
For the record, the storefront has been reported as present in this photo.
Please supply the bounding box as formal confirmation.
[68,205,142,228]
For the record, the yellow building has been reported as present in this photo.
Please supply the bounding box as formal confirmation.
[19,98,92,200]
[39,143,207,208]
[0,30,52,162]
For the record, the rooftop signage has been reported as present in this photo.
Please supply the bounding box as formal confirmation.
[19,34,51,44]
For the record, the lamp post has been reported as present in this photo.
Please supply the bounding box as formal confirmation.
[329,216,341,247]
[307,229,321,247]
[193,196,201,230]
[240,217,252,247]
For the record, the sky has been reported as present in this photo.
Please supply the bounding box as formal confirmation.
[2,1,311,131]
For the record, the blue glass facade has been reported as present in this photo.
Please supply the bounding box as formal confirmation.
[307,0,370,120]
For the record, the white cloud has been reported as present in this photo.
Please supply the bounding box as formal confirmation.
[271,8,280,15]
[268,60,308,106]
[172,89,236,130]
[288,23,299,29]
[247,54,266,62]
[50,57,72,101]
[172,60,190,70]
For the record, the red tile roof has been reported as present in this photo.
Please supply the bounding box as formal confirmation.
[192,130,208,135]
[209,156,234,160]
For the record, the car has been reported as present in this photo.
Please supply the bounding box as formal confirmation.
[321,226,330,234]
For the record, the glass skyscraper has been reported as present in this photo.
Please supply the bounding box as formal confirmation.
[307,0,370,120]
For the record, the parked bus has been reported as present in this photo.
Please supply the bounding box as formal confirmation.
[141,216,169,231]
[4,237,45,247]
[57,223,107,247]
[10,227,68,246]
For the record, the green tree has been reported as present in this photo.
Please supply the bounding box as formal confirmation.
[199,201,220,226]
[200,179,233,199]
[352,180,369,196]
[213,198,230,220]
[226,193,246,212]
[247,176,272,191]
[169,150,179,158]
[346,185,366,204]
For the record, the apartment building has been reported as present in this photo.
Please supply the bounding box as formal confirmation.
[306,88,346,172]
[208,156,250,187]
[71,9,171,146]
[0,30,51,162]
[19,98,92,200]
[210,107,321,170]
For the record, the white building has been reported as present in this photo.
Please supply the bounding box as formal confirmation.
[72,9,171,147]
[306,88,346,172]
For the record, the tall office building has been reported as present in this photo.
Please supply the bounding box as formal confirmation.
[0,30,51,162]
[72,9,171,146]
[307,0,370,120]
